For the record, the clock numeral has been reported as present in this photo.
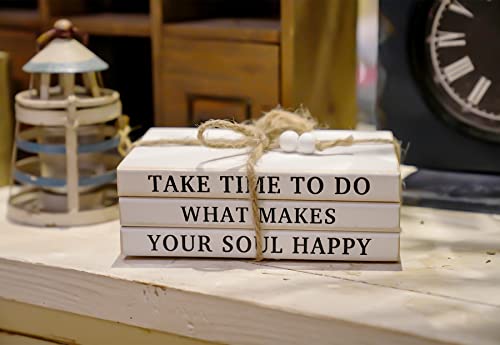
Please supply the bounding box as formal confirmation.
[448,0,474,18]
[435,31,466,48]
[467,76,491,106]
[443,56,474,83]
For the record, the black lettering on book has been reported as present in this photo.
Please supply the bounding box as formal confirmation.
[182,206,340,225]
[271,236,283,253]
[222,235,233,252]
[220,207,235,223]
[358,238,372,255]
[236,236,252,253]
[268,176,281,194]
[181,206,200,222]
[236,207,248,223]
[181,235,195,251]
[257,207,337,225]
[255,236,283,254]
[328,237,341,254]
[260,207,276,223]
[354,177,370,195]
[278,208,292,223]
[221,175,281,194]
[288,236,372,256]
[256,177,265,194]
[199,235,212,252]
[335,177,350,195]
[223,235,283,255]
[164,175,179,192]
[148,175,162,192]
[199,176,210,193]
[295,208,308,224]
[237,175,247,193]
[223,235,253,253]
[149,175,211,194]
[180,175,195,192]
[293,237,308,254]
[311,237,326,255]
[260,236,268,253]
[291,176,326,195]
[203,206,218,222]
[290,176,305,194]
[220,176,234,193]
[343,238,356,255]
[147,234,161,251]
[163,235,178,251]
[182,206,248,223]
[153,234,213,252]
[310,208,322,224]
[307,177,324,195]
[325,208,336,224]
[335,177,371,195]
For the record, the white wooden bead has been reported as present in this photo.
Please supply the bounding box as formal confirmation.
[279,130,299,153]
[54,19,72,31]
[297,132,316,154]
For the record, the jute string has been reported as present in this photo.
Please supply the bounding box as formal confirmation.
[123,108,400,261]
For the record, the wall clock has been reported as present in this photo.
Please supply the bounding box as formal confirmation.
[377,0,500,212]
[378,0,500,173]
[421,0,500,142]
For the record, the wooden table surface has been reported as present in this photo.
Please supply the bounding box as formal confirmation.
[0,187,499,345]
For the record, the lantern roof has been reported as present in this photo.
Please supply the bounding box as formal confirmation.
[23,38,108,74]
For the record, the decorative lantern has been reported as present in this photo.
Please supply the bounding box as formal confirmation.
[8,20,126,226]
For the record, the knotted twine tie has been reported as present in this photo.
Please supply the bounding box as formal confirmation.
[125,108,400,261]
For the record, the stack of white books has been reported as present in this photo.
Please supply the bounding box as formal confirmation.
[118,128,401,261]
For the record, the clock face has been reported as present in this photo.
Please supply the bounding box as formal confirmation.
[425,0,500,139]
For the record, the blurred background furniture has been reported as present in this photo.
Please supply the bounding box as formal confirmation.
[0,51,13,186]
[0,0,357,136]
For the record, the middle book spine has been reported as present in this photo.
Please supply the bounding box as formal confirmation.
[119,197,400,232]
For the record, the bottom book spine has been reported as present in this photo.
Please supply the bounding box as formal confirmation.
[121,227,400,262]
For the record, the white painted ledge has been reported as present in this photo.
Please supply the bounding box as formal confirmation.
[0,187,499,345]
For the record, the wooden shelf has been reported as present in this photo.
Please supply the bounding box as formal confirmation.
[164,18,280,44]
[52,13,151,37]
[1,183,500,344]
[0,8,40,30]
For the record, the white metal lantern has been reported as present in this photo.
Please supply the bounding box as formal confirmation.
[8,25,124,226]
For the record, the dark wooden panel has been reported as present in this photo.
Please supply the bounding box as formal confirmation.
[0,9,40,30]
[52,13,151,37]
[189,95,250,125]
[0,29,36,93]
[164,19,280,44]
[157,37,279,126]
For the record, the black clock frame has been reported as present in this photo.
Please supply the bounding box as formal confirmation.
[378,0,500,213]
[410,0,500,143]
[378,0,500,174]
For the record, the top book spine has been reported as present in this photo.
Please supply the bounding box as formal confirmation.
[117,128,401,202]
[117,170,401,202]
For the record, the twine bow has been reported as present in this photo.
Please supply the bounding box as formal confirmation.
[128,108,400,261]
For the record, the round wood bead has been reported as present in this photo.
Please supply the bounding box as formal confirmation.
[279,130,299,152]
[297,132,316,154]
[54,18,72,31]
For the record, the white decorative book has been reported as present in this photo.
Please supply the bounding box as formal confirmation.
[117,128,401,202]
[120,227,400,261]
[119,197,400,231]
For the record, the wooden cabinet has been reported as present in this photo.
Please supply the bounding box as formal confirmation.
[158,35,279,126]
[189,96,251,125]
[0,0,357,128]
[0,29,35,92]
